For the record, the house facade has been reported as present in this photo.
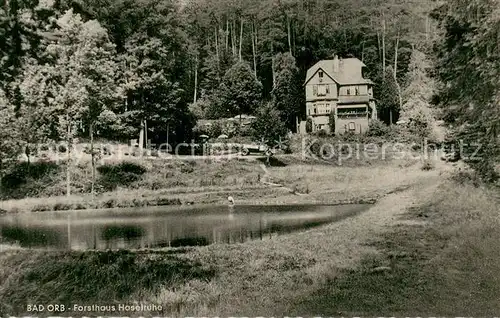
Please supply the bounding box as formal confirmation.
[303,55,377,134]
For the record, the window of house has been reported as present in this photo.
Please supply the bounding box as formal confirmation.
[326,85,330,94]
[355,87,360,95]
[313,106,317,114]
[319,71,324,79]
[313,85,318,96]
[318,85,327,96]
[347,88,351,95]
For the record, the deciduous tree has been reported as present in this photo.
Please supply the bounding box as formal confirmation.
[272,52,303,131]
[433,0,500,181]
[251,101,287,146]
[20,9,118,196]
[210,61,262,119]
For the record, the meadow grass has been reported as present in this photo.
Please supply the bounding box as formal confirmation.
[290,179,500,316]
[0,154,422,213]
[2,153,483,316]
[0,249,215,316]
[0,156,437,316]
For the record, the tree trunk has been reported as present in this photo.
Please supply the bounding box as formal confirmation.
[361,40,365,62]
[215,26,219,66]
[382,17,386,78]
[394,33,399,79]
[231,20,236,56]
[25,145,30,166]
[144,120,148,150]
[67,215,71,249]
[394,34,403,110]
[254,21,258,51]
[166,123,170,150]
[287,15,292,54]
[252,21,257,77]
[226,19,229,50]
[343,28,347,51]
[90,121,95,198]
[271,43,276,88]
[377,31,381,60]
[193,54,198,103]
[239,19,243,61]
[139,120,144,151]
[66,117,71,197]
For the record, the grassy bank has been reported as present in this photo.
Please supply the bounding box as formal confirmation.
[290,178,500,316]
[0,249,215,316]
[0,150,424,213]
[0,158,267,213]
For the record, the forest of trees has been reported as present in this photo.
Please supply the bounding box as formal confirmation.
[0,0,498,180]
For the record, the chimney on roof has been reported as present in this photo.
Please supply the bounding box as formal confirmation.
[333,55,340,73]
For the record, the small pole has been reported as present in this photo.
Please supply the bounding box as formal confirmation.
[67,215,71,250]
[166,123,169,151]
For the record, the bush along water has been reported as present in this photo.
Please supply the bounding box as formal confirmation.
[96,162,148,191]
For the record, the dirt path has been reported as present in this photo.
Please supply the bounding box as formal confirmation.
[282,164,450,315]
[158,161,452,316]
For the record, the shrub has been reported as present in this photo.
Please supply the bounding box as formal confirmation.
[57,144,67,153]
[306,117,313,133]
[316,129,328,137]
[32,204,51,212]
[0,162,60,200]
[180,164,195,174]
[450,170,481,187]
[308,139,334,159]
[367,119,390,137]
[329,112,336,134]
[74,203,87,210]
[53,203,73,211]
[102,199,117,209]
[156,198,182,206]
[208,121,223,138]
[97,162,147,191]
[421,160,435,171]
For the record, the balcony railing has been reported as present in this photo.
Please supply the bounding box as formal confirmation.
[337,112,369,119]
[338,94,371,104]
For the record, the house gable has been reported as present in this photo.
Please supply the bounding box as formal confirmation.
[304,67,339,86]
[305,57,373,86]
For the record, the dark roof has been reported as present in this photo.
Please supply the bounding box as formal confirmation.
[305,58,374,85]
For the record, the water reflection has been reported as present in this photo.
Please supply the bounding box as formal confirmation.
[101,225,145,241]
[1,225,61,248]
[0,204,369,250]
[170,237,209,248]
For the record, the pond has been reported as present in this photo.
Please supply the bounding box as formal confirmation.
[0,204,370,250]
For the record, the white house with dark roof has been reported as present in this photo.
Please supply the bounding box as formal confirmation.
[302,55,377,134]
